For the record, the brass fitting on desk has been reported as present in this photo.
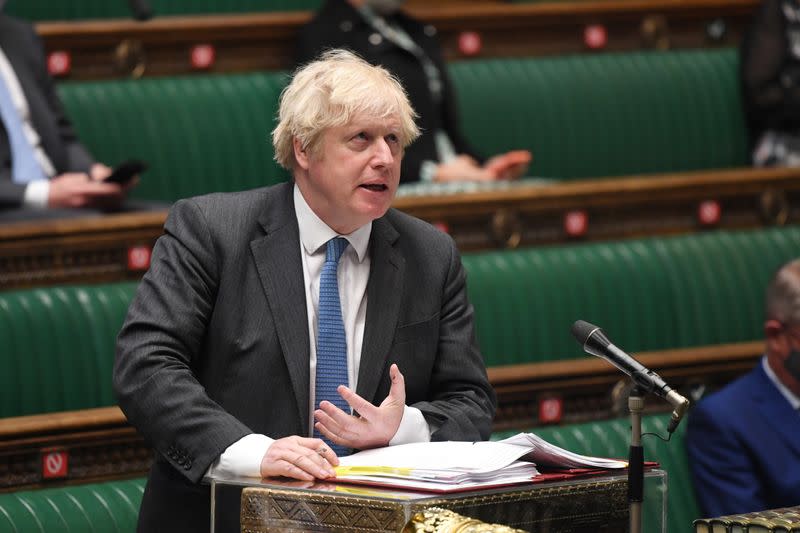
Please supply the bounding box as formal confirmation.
[403,507,526,533]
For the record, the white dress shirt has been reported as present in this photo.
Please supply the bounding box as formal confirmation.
[206,185,430,478]
[762,355,800,410]
[0,46,55,207]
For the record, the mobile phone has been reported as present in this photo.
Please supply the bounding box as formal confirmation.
[105,160,147,185]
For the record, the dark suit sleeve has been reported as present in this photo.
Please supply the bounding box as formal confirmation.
[411,240,496,441]
[0,181,27,208]
[686,402,767,517]
[25,24,94,172]
[114,199,252,484]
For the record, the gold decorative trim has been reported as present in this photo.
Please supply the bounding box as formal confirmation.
[759,188,790,226]
[641,15,670,49]
[114,39,146,78]
[403,507,526,532]
[490,209,523,249]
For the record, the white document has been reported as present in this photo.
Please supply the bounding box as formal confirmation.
[333,434,626,492]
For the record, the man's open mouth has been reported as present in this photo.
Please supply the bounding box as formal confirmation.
[360,184,388,191]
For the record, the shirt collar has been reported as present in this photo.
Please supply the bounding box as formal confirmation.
[762,355,800,410]
[293,184,371,262]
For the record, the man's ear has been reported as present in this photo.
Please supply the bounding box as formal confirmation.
[765,319,786,356]
[765,319,783,338]
[293,137,310,170]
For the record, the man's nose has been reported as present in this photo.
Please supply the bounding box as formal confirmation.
[371,138,394,166]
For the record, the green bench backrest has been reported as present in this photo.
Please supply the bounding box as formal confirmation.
[463,225,800,366]
[2,226,798,417]
[451,48,747,179]
[59,48,745,203]
[60,72,291,203]
[0,282,137,417]
[8,0,320,20]
[0,478,145,532]
[492,414,699,533]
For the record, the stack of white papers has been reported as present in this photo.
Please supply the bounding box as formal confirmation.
[333,433,626,492]
[497,432,628,469]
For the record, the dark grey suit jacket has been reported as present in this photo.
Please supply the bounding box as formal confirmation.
[114,182,496,533]
[0,15,94,208]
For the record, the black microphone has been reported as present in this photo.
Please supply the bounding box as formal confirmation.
[127,0,153,20]
[571,320,690,433]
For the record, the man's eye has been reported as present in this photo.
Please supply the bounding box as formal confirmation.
[355,132,369,141]
[386,134,399,144]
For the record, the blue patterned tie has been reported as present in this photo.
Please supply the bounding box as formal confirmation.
[0,77,46,184]
[314,237,350,456]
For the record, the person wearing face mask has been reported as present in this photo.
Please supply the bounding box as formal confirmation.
[686,258,800,518]
[295,0,532,185]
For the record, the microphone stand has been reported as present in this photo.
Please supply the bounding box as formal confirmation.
[628,385,645,533]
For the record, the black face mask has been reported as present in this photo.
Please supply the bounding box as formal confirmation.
[785,348,800,381]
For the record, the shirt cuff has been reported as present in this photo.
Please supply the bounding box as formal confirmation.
[205,433,274,479]
[389,405,431,446]
[23,180,49,208]
[419,160,438,183]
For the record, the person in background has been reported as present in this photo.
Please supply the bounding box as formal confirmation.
[296,0,531,184]
[686,258,800,517]
[0,9,137,221]
[113,49,496,533]
[740,0,800,167]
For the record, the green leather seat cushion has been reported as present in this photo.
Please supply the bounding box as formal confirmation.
[0,477,145,533]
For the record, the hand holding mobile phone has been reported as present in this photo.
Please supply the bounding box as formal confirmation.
[105,160,147,185]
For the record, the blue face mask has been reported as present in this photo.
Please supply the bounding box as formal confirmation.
[786,348,800,382]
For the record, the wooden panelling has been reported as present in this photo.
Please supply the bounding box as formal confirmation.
[0,210,167,289]
[0,341,761,490]
[394,167,800,252]
[37,0,758,80]
[2,166,798,289]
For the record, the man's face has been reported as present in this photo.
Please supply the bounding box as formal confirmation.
[294,113,403,234]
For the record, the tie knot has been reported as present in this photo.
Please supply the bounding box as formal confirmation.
[325,237,349,264]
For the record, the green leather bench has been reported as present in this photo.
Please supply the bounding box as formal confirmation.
[0,282,136,417]
[464,225,800,366]
[56,47,746,203]
[493,414,699,533]
[0,477,145,532]
[1,226,796,417]
[9,0,320,20]
[451,48,747,179]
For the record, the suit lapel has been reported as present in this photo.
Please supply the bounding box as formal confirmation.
[751,363,800,458]
[357,216,404,403]
[250,184,311,432]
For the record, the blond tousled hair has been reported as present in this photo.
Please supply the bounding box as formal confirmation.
[272,49,420,170]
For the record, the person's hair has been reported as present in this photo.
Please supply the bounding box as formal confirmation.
[272,49,420,170]
[765,258,800,326]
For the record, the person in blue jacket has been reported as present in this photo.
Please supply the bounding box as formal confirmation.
[687,258,800,517]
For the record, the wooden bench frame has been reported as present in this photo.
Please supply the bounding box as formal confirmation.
[1,166,797,289]
[37,0,758,80]
[0,340,762,491]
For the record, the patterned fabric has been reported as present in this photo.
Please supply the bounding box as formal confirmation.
[313,236,351,456]
[0,76,45,183]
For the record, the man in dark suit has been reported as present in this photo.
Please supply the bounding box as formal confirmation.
[114,49,496,533]
[0,13,135,220]
[687,258,800,517]
[296,0,531,184]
